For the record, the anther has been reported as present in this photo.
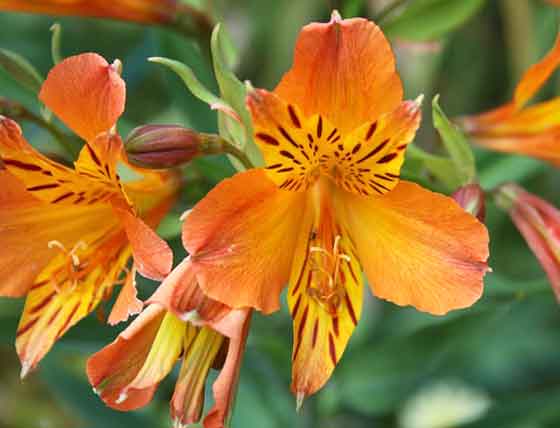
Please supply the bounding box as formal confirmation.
[306,235,351,313]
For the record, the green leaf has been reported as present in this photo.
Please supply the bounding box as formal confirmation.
[405,144,463,190]
[432,95,476,185]
[211,24,264,169]
[0,48,43,94]
[384,0,486,41]
[50,22,63,65]
[148,56,237,119]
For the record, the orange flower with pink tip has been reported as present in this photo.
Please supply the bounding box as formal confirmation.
[0,53,179,377]
[460,34,560,166]
[87,259,250,428]
[496,183,560,299]
[0,0,196,25]
[182,12,490,401]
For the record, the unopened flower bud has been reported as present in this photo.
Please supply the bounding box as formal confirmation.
[495,183,560,300]
[452,183,486,222]
[125,124,222,169]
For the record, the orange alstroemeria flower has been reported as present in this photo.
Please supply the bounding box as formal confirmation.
[181,13,490,400]
[87,259,250,428]
[0,0,186,25]
[460,33,560,166]
[0,52,179,376]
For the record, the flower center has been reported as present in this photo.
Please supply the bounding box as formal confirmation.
[307,235,351,314]
[48,240,90,292]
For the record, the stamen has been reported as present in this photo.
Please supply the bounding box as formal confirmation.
[306,235,351,314]
[47,240,90,292]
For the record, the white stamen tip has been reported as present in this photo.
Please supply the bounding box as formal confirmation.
[116,391,128,404]
[330,10,342,23]
[296,391,305,412]
[180,310,201,324]
[179,209,192,222]
[111,59,123,75]
[20,361,32,380]
[173,418,188,428]
[48,240,66,251]
[414,94,425,107]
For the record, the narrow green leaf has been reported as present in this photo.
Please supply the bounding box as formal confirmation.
[211,24,264,169]
[0,48,43,94]
[384,0,486,41]
[432,95,476,185]
[50,23,63,65]
[149,56,236,116]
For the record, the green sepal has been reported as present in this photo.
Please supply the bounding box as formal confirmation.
[432,95,476,186]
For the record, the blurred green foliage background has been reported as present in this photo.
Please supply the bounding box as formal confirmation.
[1,0,560,427]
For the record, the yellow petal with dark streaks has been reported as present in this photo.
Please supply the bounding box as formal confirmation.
[17,246,131,376]
[248,89,339,192]
[288,179,363,398]
[330,99,421,196]
[0,118,124,206]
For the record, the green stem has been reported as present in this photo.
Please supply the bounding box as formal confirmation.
[221,139,255,170]
[374,0,408,24]
[1,97,77,157]
[22,109,77,157]
[50,23,63,65]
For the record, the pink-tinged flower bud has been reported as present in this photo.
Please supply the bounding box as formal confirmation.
[452,183,486,222]
[125,124,222,169]
[495,183,560,299]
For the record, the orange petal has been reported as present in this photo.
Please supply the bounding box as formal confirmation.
[183,169,309,313]
[203,309,251,428]
[288,184,363,397]
[514,33,560,108]
[275,13,402,134]
[0,169,38,209]
[0,187,121,298]
[114,207,173,281]
[0,118,122,206]
[108,267,143,326]
[0,0,179,24]
[149,259,230,324]
[471,130,560,167]
[16,246,128,375]
[335,181,490,315]
[87,305,165,410]
[39,53,125,141]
